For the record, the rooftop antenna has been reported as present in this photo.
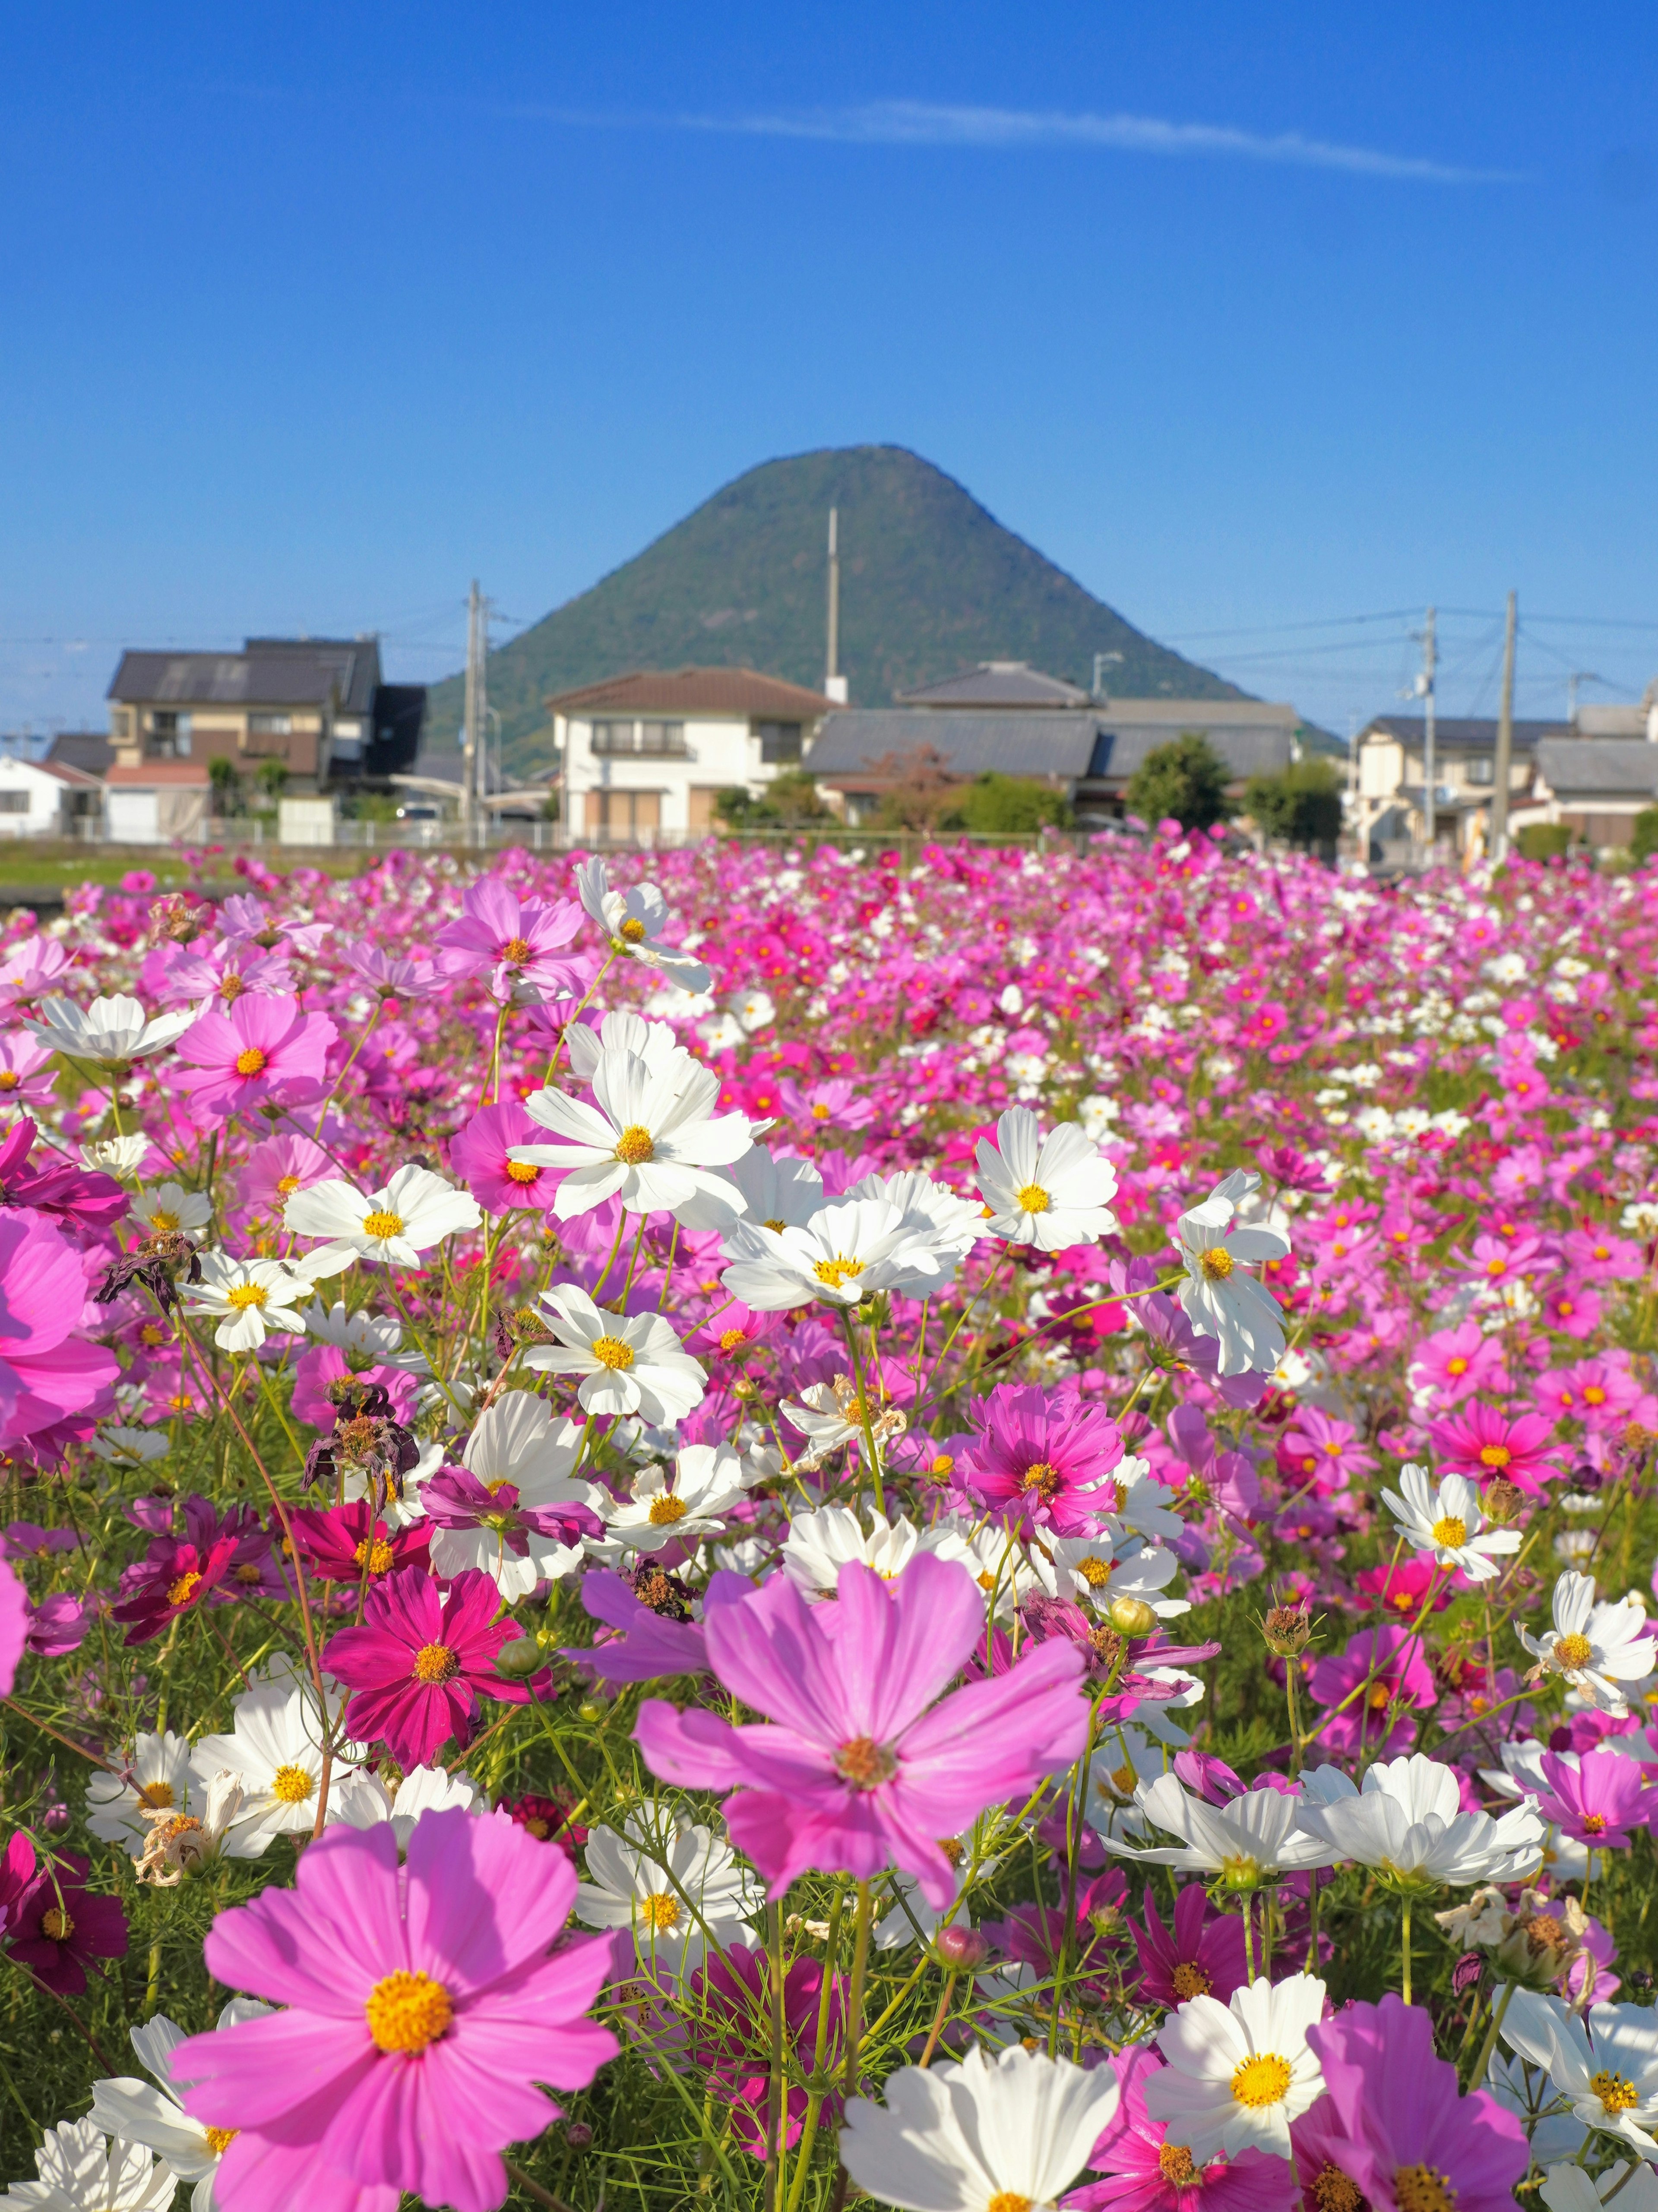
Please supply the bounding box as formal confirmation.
[1093,650,1123,698]
[1567,671,1603,725]
[825,510,847,703]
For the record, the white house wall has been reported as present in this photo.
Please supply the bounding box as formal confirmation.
[0,761,67,836]
[563,714,787,837]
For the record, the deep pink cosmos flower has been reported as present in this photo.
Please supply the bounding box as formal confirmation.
[957,1383,1126,1536]
[1353,1556,1449,1622]
[0,1207,119,1449]
[0,1116,127,1231]
[0,1557,26,1693]
[174,993,337,1116]
[323,1566,522,1766]
[449,1099,553,1215]
[1537,1749,1656,1849]
[1538,1358,1644,1427]
[1305,1624,1437,1759]
[171,1810,618,2212]
[668,1943,846,2158]
[1544,1282,1602,1339]
[1294,1993,1526,2212]
[111,1513,240,1645]
[287,1499,431,1584]
[9,1851,128,1994]
[1428,1402,1559,1494]
[434,877,589,1000]
[1276,1405,1374,1494]
[1065,2044,1288,2212]
[1132,1883,1247,2011]
[635,1553,1090,1907]
[1410,1320,1506,1403]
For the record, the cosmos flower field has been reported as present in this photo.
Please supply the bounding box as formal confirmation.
[1,825,1658,2212]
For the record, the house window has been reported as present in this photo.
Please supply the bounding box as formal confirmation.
[1466,757,1493,785]
[639,721,686,756]
[248,712,293,736]
[0,792,28,814]
[591,720,632,755]
[148,711,192,759]
[757,721,802,763]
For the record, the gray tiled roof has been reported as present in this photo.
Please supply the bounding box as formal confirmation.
[1364,715,1565,753]
[108,637,382,713]
[895,661,1092,709]
[1537,737,1658,799]
[808,710,1294,784]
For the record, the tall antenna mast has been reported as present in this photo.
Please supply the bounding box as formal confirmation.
[825,508,842,700]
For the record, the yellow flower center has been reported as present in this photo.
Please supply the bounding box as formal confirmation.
[1110,1762,1137,1797]
[1555,1633,1595,1669]
[988,2197,1032,2212]
[1230,2052,1292,2108]
[1158,2146,1197,2185]
[614,1124,656,1165]
[1394,2168,1458,2212]
[763,1217,787,1233]
[834,1735,899,1789]
[505,1159,541,1184]
[1076,1555,1112,1588]
[590,1334,635,1371]
[502,936,532,962]
[166,1570,203,1608]
[619,917,648,943]
[269,1764,314,1805]
[364,1968,453,2054]
[811,1101,832,1119]
[41,1906,73,1941]
[812,1255,864,1289]
[1313,2168,1366,2212]
[276,1174,301,1197]
[412,1642,459,1684]
[0,1073,17,1092]
[1446,1355,1468,1375]
[204,2127,239,2156]
[148,1207,180,1231]
[931,1453,954,1477]
[1171,1961,1211,2000]
[225,1283,268,1311]
[648,1494,688,1525]
[361,1210,405,1240]
[1016,1182,1050,1215]
[1582,1813,1607,1834]
[1200,1246,1235,1281]
[1478,1444,1511,1469]
[235,1046,267,1077]
[1431,1515,1467,1548]
[354,1536,396,1574]
[1021,1462,1060,1501]
[136,1781,176,1810]
[1593,2070,1639,2115]
[639,1891,681,1932]
[718,1327,750,1353]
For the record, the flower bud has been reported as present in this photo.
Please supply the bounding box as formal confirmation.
[1107,1595,1158,1639]
[1483,1477,1524,1525]
[564,2123,594,2150]
[933,1924,989,1970]
[577,1700,606,1725]
[1262,1604,1312,1657]
[495,1638,544,1680]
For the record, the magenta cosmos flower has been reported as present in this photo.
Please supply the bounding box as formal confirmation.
[1275,1405,1374,1494]
[171,1809,617,2212]
[1132,1883,1247,2011]
[1428,1401,1558,1494]
[9,1851,128,1994]
[1293,1993,1525,2212]
[0,1207,119,1449]
[957,1383,1126,1536]
[323,1566,521,1766]
[0,1557,26,1691]
[1065,2044,1288,2212]
[174,993,337,1116]
[111,1519,240,1645]
[1305,1624,1437,1759]
[1537,1748,1657,1849]
[635,1552,1090,1906]
[434,877,589,1000]
[237,1131,335,1212]
[449,1099,553,1215]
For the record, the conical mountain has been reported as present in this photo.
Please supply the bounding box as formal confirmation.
[427,445,1242,772]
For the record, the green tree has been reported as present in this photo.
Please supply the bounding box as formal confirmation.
[714,769,833,829]
[937,773,1072,835]
[1516,822,1573,862]
[1243,757,1345,850]
[1123,733,1233,832]
[1633,808,1658,864]
[253,760,289,810]
[207,757,243,816]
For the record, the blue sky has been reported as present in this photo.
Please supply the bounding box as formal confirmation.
[4,2,1658,740]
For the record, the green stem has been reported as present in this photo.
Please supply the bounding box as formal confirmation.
[1469,1980,1516,2090]
[1401,1895,1412,2006]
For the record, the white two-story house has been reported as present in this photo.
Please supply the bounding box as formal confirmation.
[547,668,833,843]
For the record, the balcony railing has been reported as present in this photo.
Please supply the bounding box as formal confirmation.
[590,731,688,758]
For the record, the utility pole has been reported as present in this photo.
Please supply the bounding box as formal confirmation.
[1421,606,1437,857]
[1567,671,1602,726]
[1490,590,1518,863]
[461,580,490,837]
[825,509,842,700]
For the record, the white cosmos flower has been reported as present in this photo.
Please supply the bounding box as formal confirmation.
[1295,1753,1546,1888]
[781,1504,971,1597]
[574,1806,763,1973]
[565,1009,692,1085]
[513,1050,754,1220]
[418,1391,601,1598]
[525,1284,706,1423]
[89,1424,171,1466]
[86,1730,196,1849]
[26,994,196,1068]
[1541,2161,1658,2212]
[131,1181,212,1236]
[1382,1463,1521,1581]
[0,2118,176,2212]
[574,856,712,992]
[840,2042,1120,2212]
[1031,1534,1189,1619]
[1134,1664,1210,1750]
[1174,1169,1291,1377]
[1502,1990,1658,2153]
[1105,1458,1187,1545]
[1489,2051,1588,2165]
[1083,1726,1170,1842]
[1106,1772,1336,1881]
[283,1164,482,1272]
[844,1168,987,1269]
[1519,1572,1658,1716]
[975,1106,1119,1250]
[1146,1972,1327,2163]
[81,1134,152,1177]
[299,1300,424,1370]
[189,1661,351,1856]
[87,2001,272,2212]
[721,1195,952,1312]
[325,1764,480,1850]
[675,1140,826,1235]
[597,1443,747,1555]
[950,1519,1040,1619]
[181,1252,316,1351]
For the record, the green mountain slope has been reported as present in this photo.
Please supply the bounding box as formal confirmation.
[426,445,1244,774]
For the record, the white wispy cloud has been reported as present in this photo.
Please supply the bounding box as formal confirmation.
[529,98,1517,185]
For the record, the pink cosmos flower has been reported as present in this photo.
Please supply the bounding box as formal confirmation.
[1294,1993,1525,2212]
[1353,1556,1449,1622]
[635,1553,1090,1906]
[0,935,70,1004]
[957,1383,1126,1536]
[1275,1405,1375,1494]
[1565,1225,1643,1280]
[0,1208,119,1448]
[1536,1748,1656,1849]
[1410,1321,1506,1403]
[236,1131,335,1212]
[450,1099,553,1215]
[1132,1884,1247,2011]
[323,1566,522,1766]
[112,1507,241,1644]
[288,1499,432,1584]
[0,1117,127,1232]
[1544,1282,1602,1339]
[0,1032,59,1110]
[776,1075,876,1131]
[1065,2043,1288,2212]
[170,1809,618,2212]
[434,877,589,1000]
[151,937,296,1009]
[1428,1402,1558,1493]
[9,1851,128,1994]
[174,993,338,1116]
[346,944,442,997]
[1541,1358,1644,1427]
[0,1557,26,1693]
[1305,1624,1437,1759]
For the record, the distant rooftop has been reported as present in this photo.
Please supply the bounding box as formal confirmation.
[108,637,383,715]
[1363,714,1567,753]
[544,667,834,720]
[895,660,1093,709]
[1537,737,1658,799]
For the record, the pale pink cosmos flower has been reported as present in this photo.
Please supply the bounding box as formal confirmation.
[434,878,589,1002]
[170,1807,618,2212]
[0,1033,60,1111]
[635,1552,1090,1907]
[175,994,338,1117]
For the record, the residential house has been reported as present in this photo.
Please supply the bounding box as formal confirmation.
[548,668,835,842]
[1352,715,1562,863]
[0,750,104,837]
[807,663,1300,823]
[1524,737,1658,850]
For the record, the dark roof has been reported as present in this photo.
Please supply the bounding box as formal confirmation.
[808,709,1295,786]
[44,730,114,776]
[1537,737,1658,799]
[895,661,1092,709]
[243,638,381,716]
[107,637,383,714]
[1363,714,1565,754]
[543,668,833,719]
